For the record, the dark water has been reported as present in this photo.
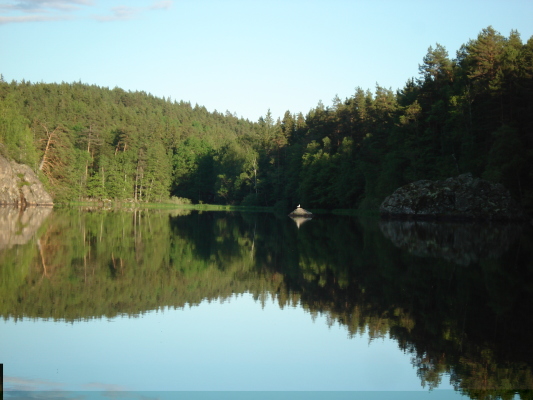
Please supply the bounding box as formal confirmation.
[0,207,532,399]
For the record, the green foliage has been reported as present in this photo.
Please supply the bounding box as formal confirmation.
[0,95,38,168]
[482,124,526,198]
[168,196,193,205]
[1,27,532,213]
[173,137,215,202]
[214,140,258,204]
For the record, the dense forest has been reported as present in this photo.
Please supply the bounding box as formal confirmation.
[1,26,532,213]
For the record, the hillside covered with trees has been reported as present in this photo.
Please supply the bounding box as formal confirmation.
[1,27,532,213]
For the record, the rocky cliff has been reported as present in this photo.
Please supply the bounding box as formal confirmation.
[0,155,53,207]
[380,173,526,221]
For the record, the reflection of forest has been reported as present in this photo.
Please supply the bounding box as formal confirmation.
[0,208,532,399]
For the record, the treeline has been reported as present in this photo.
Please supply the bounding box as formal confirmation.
[0,78,255,203]
[1,26,532,212]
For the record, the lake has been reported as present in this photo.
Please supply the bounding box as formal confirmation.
[1,207,532,400]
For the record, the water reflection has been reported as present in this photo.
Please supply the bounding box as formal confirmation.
[379,220,525,265]
[290,215,313,229]
[0,208,532,398]
[0,206,52,250]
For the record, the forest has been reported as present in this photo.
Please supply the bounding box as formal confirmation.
[1,26,532,213]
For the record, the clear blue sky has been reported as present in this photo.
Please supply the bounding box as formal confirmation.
[1,0,532,122]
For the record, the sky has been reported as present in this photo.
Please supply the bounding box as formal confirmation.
[1,0,532,122]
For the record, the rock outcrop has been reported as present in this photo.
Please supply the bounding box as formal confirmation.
[289,205,313,217]
[288,205,313,228]
[380,173,526,221]
[0,155,53,207]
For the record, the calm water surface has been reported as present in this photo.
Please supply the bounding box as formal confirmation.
[0,207,531,399]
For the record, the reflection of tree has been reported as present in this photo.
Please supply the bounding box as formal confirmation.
[0,209,287,320]
[256,215,533,398]
[452,350,533,400]
[0,210,532,398]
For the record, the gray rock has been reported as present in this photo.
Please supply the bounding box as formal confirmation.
[289,205,313,217]
[0,155,54,207]
[380,173,526,221]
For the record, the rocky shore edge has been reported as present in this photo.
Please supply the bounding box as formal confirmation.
[380,173,527,222]
[0,155,53,207]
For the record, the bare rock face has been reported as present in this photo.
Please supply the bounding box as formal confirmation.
[289,205,313,217]
[0,155,53,207]
[380,173,526,221]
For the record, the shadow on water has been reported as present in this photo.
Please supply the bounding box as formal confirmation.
[0,207,532,398]
[379,219,525,265]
